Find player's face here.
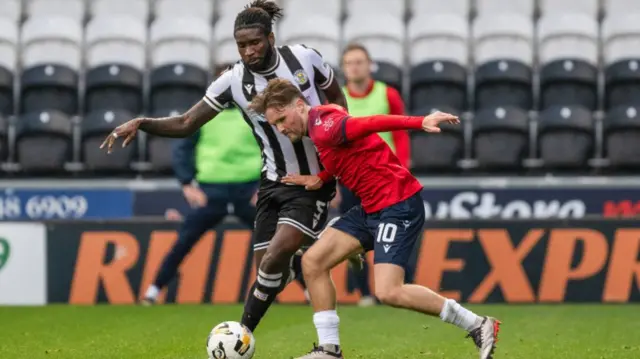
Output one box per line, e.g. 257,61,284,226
342,49,371,83
265,101,306,142
235,28,275,72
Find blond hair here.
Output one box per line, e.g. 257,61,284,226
248,78,304,114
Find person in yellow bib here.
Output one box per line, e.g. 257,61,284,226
336,43,412,307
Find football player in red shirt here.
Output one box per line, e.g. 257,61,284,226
249,78,501,359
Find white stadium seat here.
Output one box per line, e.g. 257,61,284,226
347,0,405,19
476,0,535,17
21,16,83,70
602,13,640,65
0,18,18,72
408,13,469,66
0,0,21,23
85,15,147,70
90,0,149,20
538,14,600,65
604,0,640,17
473,14,534,66
343,13,405,67
217,0,251,16
284,0,341,19
410,0,470,17
27,0,85,22
540,0,600,18
279,15,340,67
154,0,214,23
150,16,212,70
213,15,240,65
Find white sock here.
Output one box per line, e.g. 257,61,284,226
144,285,160,300
439,299,482,331
313,310,340,346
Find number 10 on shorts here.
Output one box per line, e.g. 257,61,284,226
376,223,397,243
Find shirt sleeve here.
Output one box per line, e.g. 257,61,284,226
386,86,411,168
344,115,424,142
202,69,234,112
312,106,350,147
301,45,335,90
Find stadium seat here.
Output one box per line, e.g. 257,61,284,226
90,0,149,20
81,109,136,172
602,13,640,66
409,61,467,112
279,15,340,68
26,0,85,22
410,0,470,17
537,106,595,169
410,106,464,173
0,115,6,161
344,14,404,89
213,15,240,65
605,0,640,17
150,16,211,70
538,14,599,66
150,64,209,113
472,106,529,170
604,106,640,168
20,64,78,115
85,64,143,114
539,0,600,18
15,110,72,172
1,0,21,23
85,15,147,71
539,59,598,111
21,16,83,71
475,0,534,17
347,0,405,19
472,14,534,67
475,60,533,110
605,60,640,109
0,66,12,116
408,14,469,67
285,0,341,19
147,108,184,173
154,0,214,23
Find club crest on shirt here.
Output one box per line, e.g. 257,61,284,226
294,70,308,85
323,119,334,131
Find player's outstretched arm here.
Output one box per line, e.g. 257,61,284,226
100,100,219,153
344,111,459,142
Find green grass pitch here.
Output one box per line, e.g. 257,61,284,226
1,304,639,358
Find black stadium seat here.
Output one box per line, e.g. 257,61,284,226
371,61,403,93
472,106,529,170
474,60,533,110
538,105,594,169
604,106,640,169
15,110,72,172
0,66,13,116
605,59,640,110
410,106,464,173
20,64,78,115
146,108,183,173
0,115,7,161
539,59,598,111
150,63,209,113
81,109,136,172
85,64,143,114
410,61,467,113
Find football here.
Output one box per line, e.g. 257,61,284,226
206,321,256,359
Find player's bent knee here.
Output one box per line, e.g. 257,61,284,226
375,286,404,308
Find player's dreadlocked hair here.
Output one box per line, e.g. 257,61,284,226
234,0,284,35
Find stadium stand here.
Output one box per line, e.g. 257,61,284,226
1,0,639,176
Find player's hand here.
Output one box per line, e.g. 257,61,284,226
281,174,323,190
100,118,143,153
422,111,460,133
183,184,207,208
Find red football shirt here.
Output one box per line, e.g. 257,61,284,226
308,104,424,213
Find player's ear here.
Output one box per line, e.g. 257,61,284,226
267,32,275,46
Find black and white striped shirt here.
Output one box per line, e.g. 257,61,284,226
202,44,335,182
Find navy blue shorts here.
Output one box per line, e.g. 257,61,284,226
330,192,425,269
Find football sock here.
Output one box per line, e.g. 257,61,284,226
313,310,341,346
144,285,160,301
439,298,482,331
241,270,283,332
